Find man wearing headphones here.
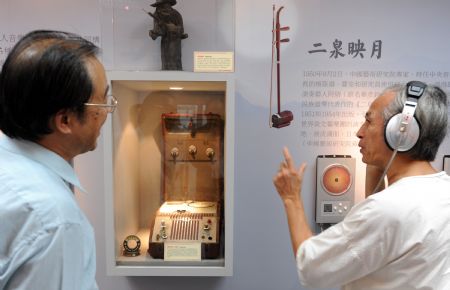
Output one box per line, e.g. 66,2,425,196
273,81,450,289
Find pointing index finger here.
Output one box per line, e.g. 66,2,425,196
283,147,294,170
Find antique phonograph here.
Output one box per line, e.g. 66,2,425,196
148,112,224,259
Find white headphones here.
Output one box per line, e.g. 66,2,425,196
384,81,426,152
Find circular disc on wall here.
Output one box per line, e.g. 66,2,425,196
321,164,352,196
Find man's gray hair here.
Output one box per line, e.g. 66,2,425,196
382,83,448,161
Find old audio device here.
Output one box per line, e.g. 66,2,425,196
316,155,355,224
149,201,220,259
148,113,223,259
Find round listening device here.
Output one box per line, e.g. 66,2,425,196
321,164,352,196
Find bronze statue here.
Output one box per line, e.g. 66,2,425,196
146,0,188,70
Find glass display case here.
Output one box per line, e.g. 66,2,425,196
103,71,234,276
100,0,235,71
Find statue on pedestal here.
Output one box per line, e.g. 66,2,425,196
147,0,188,70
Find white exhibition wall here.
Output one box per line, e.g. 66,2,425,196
2,0,450,289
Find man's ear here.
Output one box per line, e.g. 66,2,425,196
53,110,74,134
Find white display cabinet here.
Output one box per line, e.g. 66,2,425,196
103,71,234,276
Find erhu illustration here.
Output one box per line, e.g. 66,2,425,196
269,5,293,128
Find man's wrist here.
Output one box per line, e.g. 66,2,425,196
283,197,303,210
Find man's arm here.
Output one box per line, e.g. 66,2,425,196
273,147,312,255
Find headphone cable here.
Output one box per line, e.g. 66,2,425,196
372,148,398,194
371,133,405,194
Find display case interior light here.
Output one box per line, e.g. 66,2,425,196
169,86,184,90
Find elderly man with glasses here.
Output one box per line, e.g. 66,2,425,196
0,30,116,290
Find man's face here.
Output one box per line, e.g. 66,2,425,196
356,91,395,168
74,57,109,154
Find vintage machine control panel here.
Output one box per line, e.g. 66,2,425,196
315,155,355,225
148,113,223,259
149,201,220,258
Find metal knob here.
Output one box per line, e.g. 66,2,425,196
188,145,197,155
170,147,179,158
205,147,215,159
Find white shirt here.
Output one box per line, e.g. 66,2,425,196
297,172,450,290
0,135,98,290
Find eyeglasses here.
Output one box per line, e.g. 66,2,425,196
84,95,118,113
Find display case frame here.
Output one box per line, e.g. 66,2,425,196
103,71,234,276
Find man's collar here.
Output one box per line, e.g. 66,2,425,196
0,134,86,193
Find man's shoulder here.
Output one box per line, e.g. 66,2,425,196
373,172,450,201
0,144,49,179
360,173,450,224
0,162,84,230
0,181,83,228
343,191,411,231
